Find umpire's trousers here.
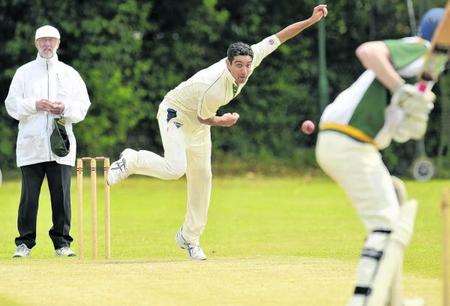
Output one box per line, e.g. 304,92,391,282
15,161,73,249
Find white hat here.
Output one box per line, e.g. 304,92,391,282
35,25,60,40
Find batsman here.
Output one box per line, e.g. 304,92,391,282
316,7,448,306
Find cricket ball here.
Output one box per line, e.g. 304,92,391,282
300,120,315,135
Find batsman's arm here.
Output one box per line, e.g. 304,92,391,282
276,4,328,43
355,41,405,92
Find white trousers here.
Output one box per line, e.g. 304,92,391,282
316,131,400,231
127,101,212,246
316,131,402,306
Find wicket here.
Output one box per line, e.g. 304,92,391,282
76,157,111,260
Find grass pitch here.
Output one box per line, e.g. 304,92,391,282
0,176,447,305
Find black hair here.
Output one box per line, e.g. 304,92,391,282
227,42,253,63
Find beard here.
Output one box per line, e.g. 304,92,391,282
39,48,56,59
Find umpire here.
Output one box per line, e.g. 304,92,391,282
4,25,90,257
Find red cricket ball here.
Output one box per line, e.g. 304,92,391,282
300,120,315,135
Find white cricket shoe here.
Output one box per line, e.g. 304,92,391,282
175,228,207,261
55,246,76,257
12,243,31,258
107,149,133,186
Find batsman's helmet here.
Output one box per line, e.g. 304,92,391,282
418,8,445,41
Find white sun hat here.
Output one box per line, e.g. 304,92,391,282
35,25,60,40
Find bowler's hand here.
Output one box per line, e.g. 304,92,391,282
50,101,65,115
219,112,240,127
36,99,54,112
309,4,328,23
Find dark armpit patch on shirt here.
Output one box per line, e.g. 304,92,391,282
167,108,177,122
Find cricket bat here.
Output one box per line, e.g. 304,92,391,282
418,2,450,92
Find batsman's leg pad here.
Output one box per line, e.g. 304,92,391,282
349,200,418,306
349,229,392,306
389,258,404,306
391,176,407,206
393,199,417,244
389,176,409,306
367,200,418,306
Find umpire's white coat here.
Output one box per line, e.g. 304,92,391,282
5,54,90,167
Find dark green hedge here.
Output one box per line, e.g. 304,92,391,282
0,0,448,176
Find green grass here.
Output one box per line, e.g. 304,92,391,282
0,176,447,305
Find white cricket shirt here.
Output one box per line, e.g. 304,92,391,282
164,35,281,119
